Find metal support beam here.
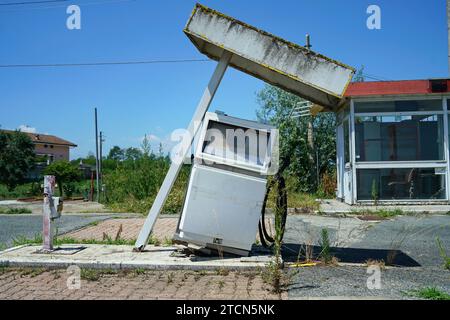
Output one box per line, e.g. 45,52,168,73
134,51,232,251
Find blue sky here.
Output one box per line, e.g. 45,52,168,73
0,0,447,159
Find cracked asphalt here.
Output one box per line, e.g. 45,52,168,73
283,213,450,299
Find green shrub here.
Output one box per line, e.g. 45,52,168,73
1,207,32,214
63,183,75,198
319,228,333,264
406,287,450,300
103,156,189,214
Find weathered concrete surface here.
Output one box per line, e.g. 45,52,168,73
0,244,273,271
185,4,354,110
319,199,450,215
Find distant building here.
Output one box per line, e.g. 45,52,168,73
0,130,77,163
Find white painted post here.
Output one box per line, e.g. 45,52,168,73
443,98,449,202
350,100,357,204
43,175,56,251
134,52,232,251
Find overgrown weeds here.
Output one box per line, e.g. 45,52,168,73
80,268,117,281
12,234,136,247
365,259,386,270
436,237,450,270
318,228,337,265
0,207,32,214
18,268,46,278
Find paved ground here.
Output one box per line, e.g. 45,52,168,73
283,213,450,299
354,215,450,267
288,265,450,300
0,268,284,300
0,214,121,247
1,212,449,300
65,216,176,243
282,214,450,267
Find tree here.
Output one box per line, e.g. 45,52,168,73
353,65,365,82
141,135,152,157
0,131,35,190
108,146,124,161
124,147,143,161
44,160,80,197
256,85,336,193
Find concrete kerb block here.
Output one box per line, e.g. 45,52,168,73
0,244,273,271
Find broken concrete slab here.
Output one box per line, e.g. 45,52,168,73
0,244,273,271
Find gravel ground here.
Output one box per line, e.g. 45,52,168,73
288,265,450,299
0,214,117,247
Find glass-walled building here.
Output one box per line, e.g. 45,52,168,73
336,79,450,204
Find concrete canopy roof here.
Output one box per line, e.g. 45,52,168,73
184,3,355,111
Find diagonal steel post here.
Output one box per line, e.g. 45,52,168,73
134,51,232,251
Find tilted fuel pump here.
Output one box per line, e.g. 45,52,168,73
173,112,279,256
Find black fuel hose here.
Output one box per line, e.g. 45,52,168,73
259,172,288,249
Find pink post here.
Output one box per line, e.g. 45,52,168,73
43,175,56,251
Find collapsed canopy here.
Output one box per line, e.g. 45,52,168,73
184,4,355,111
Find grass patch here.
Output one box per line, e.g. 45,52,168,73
162,237,173,247
80,268,117,281
0,207,32,214
287,192,319,213
405,287,450,300
12,234,136,247
351,208,404,218
19,268,46,278
167,272,174,284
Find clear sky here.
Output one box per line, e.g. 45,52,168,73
0,0,447,159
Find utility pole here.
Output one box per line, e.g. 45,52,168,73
94,108,100,203
99,131,104,197
305,34,316,186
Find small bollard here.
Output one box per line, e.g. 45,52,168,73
42,175,63,252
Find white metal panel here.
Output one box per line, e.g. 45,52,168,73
184,4,355,110
195,112,277,174
178,164,266,252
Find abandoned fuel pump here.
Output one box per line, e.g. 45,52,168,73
42,175,63,252
133,4,354,253
173,112,278,256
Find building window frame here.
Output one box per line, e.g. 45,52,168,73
350,95,450,203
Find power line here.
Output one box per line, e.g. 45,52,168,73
0,0,68,6
362,72,391,81
0,57,391,81
0,0,136,12
0,58,211,68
